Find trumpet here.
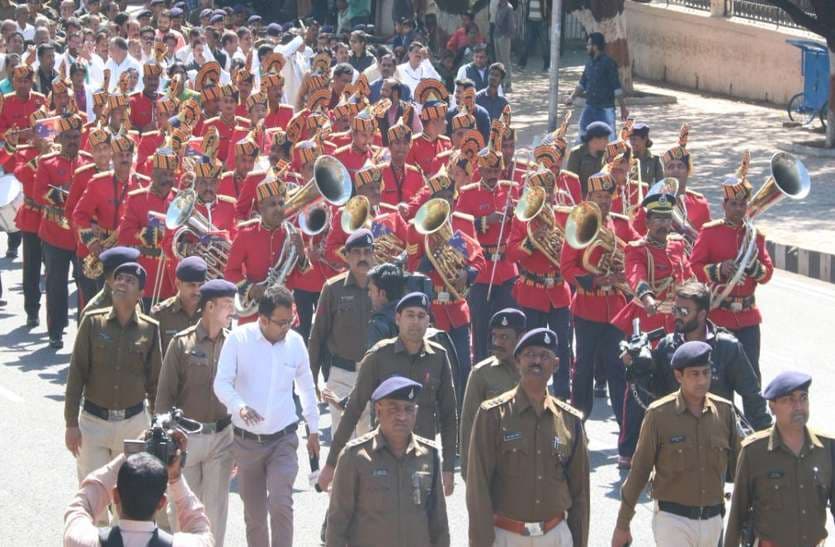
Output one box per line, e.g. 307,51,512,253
340,195,405,264
514,185,564,267
711,152,810,310
166,189,231,280
415,198,469,300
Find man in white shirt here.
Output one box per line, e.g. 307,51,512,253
103,37,142,93
214,285,320,547
396,41,441,96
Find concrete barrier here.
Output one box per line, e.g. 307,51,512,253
626,2,821,106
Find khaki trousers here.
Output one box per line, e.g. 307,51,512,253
326,366,371,438
169,427,234,546
493,521,573,546
233,431,299,547
494,35,513,90
652,508,722,547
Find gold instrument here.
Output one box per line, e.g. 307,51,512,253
340,195,405,264
235,221,301,318
514,185,564,267
81,230,120,279
711,152,810,309
646,177,699,250
283,155,352,222
415,198,470,301
166,188,231,279
565,201,633,297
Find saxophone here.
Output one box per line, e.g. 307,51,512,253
234,222,300,318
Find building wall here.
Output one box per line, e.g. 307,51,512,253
626,2,821,106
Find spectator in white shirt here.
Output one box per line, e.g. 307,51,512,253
397,41,441,96
103,37,142,93
14,5,35,42
214,286,320,547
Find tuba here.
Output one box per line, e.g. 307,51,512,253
340,195,405,264
283,155,352,222
565,201,633,297
415,198,470,300
514,185,564,267
235,221,301,318
298,203,331,236
711,152,810,309
646,177,699,251
166,189,232,279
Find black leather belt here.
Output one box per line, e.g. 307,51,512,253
196,415,232,434
658,501,724,520
234,422,298,444
520,269,563,288
83,400,145,421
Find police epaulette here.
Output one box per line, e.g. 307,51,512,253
701,219,725,229
452,211,474,222
553,398,584,420
740,429,770,447
610,212,630,221
345,430,377,448
648,392,679,409
85,307,111,316
459,182,480,192
150,295,177,315
236,217,261,229
413,434,438,449
217,194,237,204
76,163,101,176
706,392,733,407
481,390,514,410
127,186,150,197
137,312,159,326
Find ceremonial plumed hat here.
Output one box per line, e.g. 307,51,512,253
387,117,412,143
396,291,430,313
111,131,135,152
414,78,448,104
671,341,712,370
58,113,83,132
88,127,111,148
100,247,140,274
427,168,453,194
235,137,259,158
13,64,33,79
143,62,163,77
351,107,377,132
490,308,526,331
762,371,812,400
255,179,286,202
419,99,447,122
460,130,484,159
353,162,383,190
527,164,556,193
246,91,267,111
292,138,321,166
107,94,129,109
113,262,147,288
151,146,179,171
371,376,422,402
345,228,374,250
192,155,223,178
722,150,753,201
586,171,616,194
176,256,208,282
447,150,473,176
451,107,475,131
514,327,558,357
662,123,690,168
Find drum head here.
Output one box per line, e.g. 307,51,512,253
0,174,22,207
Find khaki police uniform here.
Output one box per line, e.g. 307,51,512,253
617,390,740,547
459,355,519,480
466,386,590,547
325,429,450,547
150,294,201,355
64,307,162,483
725,426,835,547
79,285,112,319
308,270,373,436
565,142,604,193
156,320,233,547
325,337,459,474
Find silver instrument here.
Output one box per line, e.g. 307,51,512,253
166,189,232,279
235,221,300,318
0,173,23,232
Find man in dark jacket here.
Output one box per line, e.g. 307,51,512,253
366,263,406,349
618,281,771,467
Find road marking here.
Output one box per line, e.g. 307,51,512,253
0,385,23,403
770,276,835,301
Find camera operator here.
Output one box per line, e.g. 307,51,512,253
366,263,406,348
63,430,213,546
619,281,771,464
155,279,237,547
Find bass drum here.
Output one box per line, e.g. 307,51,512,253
0,173,23,232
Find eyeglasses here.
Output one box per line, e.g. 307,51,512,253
672,306,690,317
267,317,292,329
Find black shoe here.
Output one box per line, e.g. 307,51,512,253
49,337,63,349
26,316,39,328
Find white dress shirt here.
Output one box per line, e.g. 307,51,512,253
103,55,143,93
214,322,319,435
396,59,442,96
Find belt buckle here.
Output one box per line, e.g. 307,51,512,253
524,522,544,537
109,409,126,421
438,291,450,303
491,252,501,261
544,278,554,288
730,302,743,312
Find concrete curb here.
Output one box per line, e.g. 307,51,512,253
572,93,679,107
776,141,835,158
766,240,835,284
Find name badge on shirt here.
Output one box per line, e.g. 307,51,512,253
553,436,561,449
97,331,112,342
372,468,388,477
165,329,179,335
669,435,686,444
768,470,784,479
189,349,207,358
340,295,355,303
503,432,522,442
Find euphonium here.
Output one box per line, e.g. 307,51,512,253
711,152,810,309
340,195,405,264
514,185,563,267
415,198,469,300
235,221,300,318
166,189,231,279
81,230,120,279
283,155,352,222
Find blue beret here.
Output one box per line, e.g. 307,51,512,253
100,246,140,274
212,9,226,16
169,7,183,17
149,0,164,5
176,256,208,282
632,122,650,137
113,262,147,289
200,8,213,17
266,23,282,36
671,341,712,370
396,291,430,313
232,3,246,12
199,279,237,300
248,15,262,23
174,2,186,8
583,121,612,141
489,308,526,331
137,9,152,18
210,14,224,23
344,228,373,250
371,376,423,402
514,327,558,357
762,371,811,400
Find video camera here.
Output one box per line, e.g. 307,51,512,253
619,318,666,383
123,407,202,465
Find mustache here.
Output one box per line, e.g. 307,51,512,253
357,261,370,267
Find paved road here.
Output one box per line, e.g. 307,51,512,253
1,246,833,545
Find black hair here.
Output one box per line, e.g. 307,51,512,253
332,62,353,78
407,41,424,52
368,263,406,303
113,12,129,26
257,43,274,61
588,32,606,49
36,42,55,59
116,453,167,521
488,62,506,78
69,61,87,78
676,281,711,312
257,285,295,317
472,43,488,55
111,36,128,51
455,77,475,90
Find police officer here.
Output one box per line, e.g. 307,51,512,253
308,228,374,437
318,292,458,499
64,262,163,484
612,341,740,547
151,256,207,354
156,278,237,547
725,371,835,547
564,121,609,192
325,376,450,547
459,308,526,480
79,246,140,318
628,122,664,184
367,262,406,348
467,327,589,546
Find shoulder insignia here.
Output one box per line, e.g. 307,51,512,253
220,170,234,179
31,91,46,100
481,390,514,410
75,163,99,176
204,115,220,124
413,434,438,449
648,392,678,410
85,307,111,316
378,202,398,213
235,217,261,229
610,212,630,221
497,180,515,188
325,270,351,287
137,312,160,326
560,169,580,181
345,430,376,448
248,170,267,178
707,392,733,407
626,238,646,248
129,90,142,97
217,194,237,204
471,356,497,371
425,339,448,353
553,397,584,420
172,324,198,339
741,429,771,448
127,186,151,197
452,211,474,222
134,173,151,182
460,182,480,192
666,233,685,242
437,134,450,142
702,219,725,229
2,91,13,99
235,116,251,125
